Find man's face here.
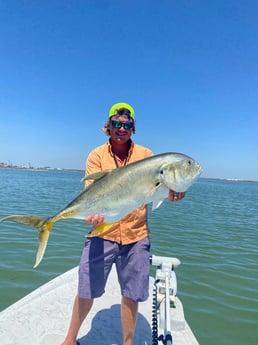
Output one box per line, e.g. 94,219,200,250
109,114,134,145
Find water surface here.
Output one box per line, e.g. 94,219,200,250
0,170,257,344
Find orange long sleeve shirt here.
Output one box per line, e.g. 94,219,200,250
85,140,153,244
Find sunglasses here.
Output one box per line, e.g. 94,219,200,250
110,120,134,129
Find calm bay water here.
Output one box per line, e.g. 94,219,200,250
0,169,257,345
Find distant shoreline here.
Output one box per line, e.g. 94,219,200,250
0,165,257,183
0,166,83,173
200,177,258,183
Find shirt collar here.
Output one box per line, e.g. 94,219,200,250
107,139,134,160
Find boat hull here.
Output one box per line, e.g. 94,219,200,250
0,266,199,345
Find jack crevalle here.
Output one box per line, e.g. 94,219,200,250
0,152,202,268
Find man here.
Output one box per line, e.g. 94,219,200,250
61,102,185,345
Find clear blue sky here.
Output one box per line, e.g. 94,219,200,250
0,0,257,180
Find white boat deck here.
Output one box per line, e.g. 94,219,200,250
0,265,199,345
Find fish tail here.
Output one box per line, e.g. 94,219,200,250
0,215,55,268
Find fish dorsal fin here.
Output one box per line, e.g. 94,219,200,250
80,170,112,183
86,222,116,237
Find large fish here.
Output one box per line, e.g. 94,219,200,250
0,152,202,268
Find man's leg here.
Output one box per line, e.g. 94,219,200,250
61,295,93,345
121,296,138,345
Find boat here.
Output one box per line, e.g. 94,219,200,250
0,255,199,345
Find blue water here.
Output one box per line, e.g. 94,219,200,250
0,169,257,345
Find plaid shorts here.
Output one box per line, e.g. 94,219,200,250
78,236,150,302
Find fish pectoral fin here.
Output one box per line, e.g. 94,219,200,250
152,199,164,210
143,184,164,210
148,183,163,199
87,222,116,237
150,182,168,210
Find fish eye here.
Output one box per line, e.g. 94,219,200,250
188,160,192,165
160,170,163,174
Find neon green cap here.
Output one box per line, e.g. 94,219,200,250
109,102,135,119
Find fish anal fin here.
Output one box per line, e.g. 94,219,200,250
87,222,116,237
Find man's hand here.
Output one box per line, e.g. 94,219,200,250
167,190,186,202
85,214,104,228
